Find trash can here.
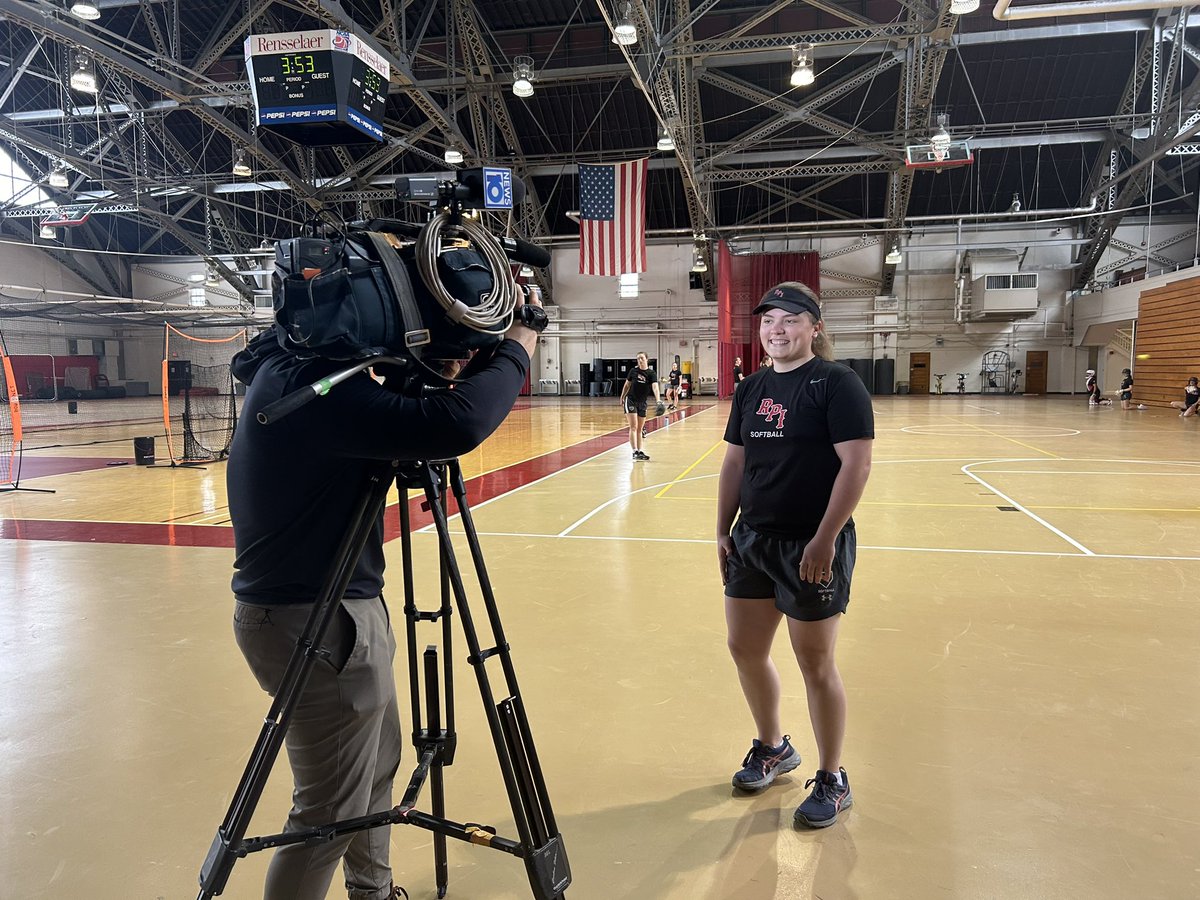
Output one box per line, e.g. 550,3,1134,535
897,382,910,395
133,436,155,466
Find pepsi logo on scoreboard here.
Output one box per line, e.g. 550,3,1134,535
483,167,513,209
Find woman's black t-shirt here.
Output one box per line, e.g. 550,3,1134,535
724,358,874,537
626,366,657,401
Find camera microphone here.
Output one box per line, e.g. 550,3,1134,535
499,236,551,269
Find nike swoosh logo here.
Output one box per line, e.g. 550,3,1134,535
809,378,825,384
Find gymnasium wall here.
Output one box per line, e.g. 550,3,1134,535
1131,273,1200,407
3,216,1198,399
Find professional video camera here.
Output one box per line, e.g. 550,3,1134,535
270,167,550,381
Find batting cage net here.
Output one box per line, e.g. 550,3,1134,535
161,324,247,465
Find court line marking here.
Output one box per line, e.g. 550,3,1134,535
654,440,724,499
947,416,1065,458
962,460,1093,555
979,470,1200,476
414,409,721,532
556,474,716,536
449,530,1200,562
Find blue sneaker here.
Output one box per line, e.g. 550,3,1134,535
732,736,801,791
793,768,853,827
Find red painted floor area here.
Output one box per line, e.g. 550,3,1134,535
10,456,134,478
1,406,711,546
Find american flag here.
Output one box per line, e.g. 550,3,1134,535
579,158,648,276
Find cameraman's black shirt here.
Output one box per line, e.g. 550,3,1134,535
626,366,657,402
724,358,874,537
228,335,530,605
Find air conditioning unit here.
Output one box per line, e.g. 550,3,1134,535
969,272,1039,320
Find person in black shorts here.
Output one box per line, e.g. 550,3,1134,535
732,357,744,389
1170,376,1200,417
716,281,873,829
619,352,662,460
665,362,681,410
1117,368,1134,410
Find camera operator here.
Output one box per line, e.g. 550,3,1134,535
225,286,543,900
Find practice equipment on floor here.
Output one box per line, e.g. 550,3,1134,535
162,324,247,465
0,329,24,490
0,328,52,495
199,367,569,900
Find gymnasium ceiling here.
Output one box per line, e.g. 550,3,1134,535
2,0,1200,304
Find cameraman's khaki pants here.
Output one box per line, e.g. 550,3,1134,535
234,597,402,900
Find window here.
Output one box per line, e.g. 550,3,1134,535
0,146,51,209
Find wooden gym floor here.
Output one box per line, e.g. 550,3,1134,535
1,394,1198,899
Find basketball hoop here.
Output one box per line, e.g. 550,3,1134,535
931,144,949,163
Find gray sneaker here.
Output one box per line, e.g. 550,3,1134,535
732,736,800,791
793,768,853,827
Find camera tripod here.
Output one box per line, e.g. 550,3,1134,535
956,373,967,394
198,457,570,900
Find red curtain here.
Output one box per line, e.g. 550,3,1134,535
717,242,820,397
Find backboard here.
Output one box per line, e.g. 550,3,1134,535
904,140,973,170
40,203,97,227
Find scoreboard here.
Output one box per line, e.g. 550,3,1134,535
245,30,389,144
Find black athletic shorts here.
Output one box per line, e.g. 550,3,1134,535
723,519,856,621
623,397,648,417
1120,391,1132,401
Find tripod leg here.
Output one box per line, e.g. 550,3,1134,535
399,478,456,899
422,461,571,900
424,646,449,899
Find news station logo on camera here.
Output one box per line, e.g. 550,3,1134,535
483,168,514,210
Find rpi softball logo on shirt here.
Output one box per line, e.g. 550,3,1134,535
754,398,787,430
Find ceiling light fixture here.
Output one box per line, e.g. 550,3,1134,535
205,263,221,287
612,3,638,46
885,244,902,266
690,246,707,273
656,127,675,152
949,0,980,14
70,52,97,94
790,43,815,87
69,1,101,20
444,145,464,165
512,55,535,98
232,148,252,177
47,167,70,189
39,224,58,240
930,113,952,152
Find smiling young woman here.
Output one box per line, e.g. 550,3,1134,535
716,280,874,829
